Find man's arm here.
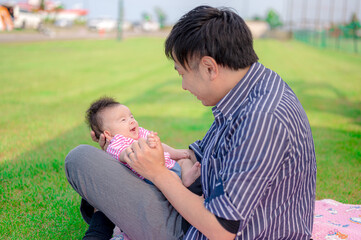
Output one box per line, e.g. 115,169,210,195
153,168,236,240
123,138,236,240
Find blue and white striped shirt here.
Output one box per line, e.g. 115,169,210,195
186,62,317,239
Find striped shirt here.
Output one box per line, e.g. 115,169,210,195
106,127,175,180
186,62,317,239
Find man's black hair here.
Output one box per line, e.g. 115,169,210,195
165,5,258,70
85,97,120,139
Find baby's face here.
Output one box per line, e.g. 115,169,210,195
101,105,139,139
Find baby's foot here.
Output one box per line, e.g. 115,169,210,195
182,162,201,187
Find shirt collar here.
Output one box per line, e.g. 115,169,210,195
213,62,265,119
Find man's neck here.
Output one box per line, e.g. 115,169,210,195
215,65,251,102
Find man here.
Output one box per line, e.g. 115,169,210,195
65,5,316,240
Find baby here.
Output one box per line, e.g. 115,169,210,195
86,97,201,187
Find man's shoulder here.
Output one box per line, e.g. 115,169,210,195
243,69,286,115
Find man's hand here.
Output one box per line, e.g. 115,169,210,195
123,134,167,182
90,131,109,151
146,131,158,148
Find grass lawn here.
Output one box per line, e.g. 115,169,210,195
0,37,360,239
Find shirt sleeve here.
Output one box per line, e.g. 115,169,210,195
216,216,240,234
189,140,203,163
205,112,290,229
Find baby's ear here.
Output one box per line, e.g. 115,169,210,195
103,130,112,140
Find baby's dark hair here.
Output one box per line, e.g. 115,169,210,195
86,97,120,139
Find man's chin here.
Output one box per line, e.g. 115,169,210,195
201,99,216,107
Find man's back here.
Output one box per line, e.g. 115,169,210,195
189,62,316,239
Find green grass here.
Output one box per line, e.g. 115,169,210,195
0,38,360,239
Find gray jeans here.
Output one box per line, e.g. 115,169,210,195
65,145,184,240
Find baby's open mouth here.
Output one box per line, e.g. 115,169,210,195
130,127,136,132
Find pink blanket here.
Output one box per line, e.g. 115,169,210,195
111,199,361,240
312,199,361,240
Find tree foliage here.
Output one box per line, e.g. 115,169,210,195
265,9,283,30
154,7,166,28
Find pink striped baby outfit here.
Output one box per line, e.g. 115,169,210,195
106,127,176,180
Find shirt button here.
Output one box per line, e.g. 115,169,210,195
228,116,232,121
237,232,241,236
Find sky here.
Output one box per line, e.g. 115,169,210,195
60,0,361,25
2,0,360,26
1,0,286,23
80,0,285,23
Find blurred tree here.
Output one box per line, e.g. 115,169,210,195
329,23,342,38
40,0,45,10
54,5,64,11
345,13,361,37
333,13,361,38
265,9,283,29
142,12,151,22
252,15,262,21
154,7,166,28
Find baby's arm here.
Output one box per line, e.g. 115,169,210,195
161,143,191,161
146,132,189,160
146,132,192,161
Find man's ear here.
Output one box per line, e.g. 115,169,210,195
200,56,218,80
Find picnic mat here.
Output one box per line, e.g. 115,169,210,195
312,199,361,240
110,199,361,240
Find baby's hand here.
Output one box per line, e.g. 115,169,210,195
171,149,190,160
146,131,158,148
